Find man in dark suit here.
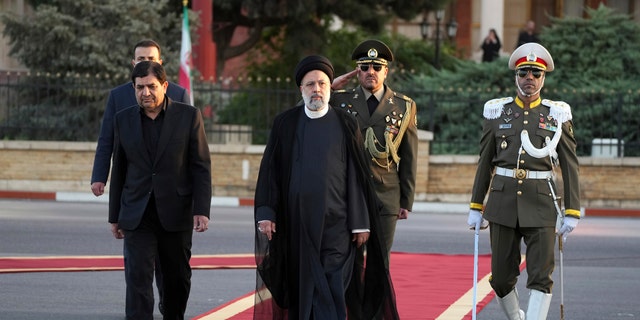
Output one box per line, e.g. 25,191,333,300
91,39,189,314
109,61,211,320
91,39,189,196
332,39,418,267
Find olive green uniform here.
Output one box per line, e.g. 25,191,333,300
469,96,580,296
332,85,418,264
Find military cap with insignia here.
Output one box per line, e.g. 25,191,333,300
508,42,554,71
351,39,394,66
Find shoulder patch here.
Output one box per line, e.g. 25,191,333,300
483,97,513,119
542,99,572,124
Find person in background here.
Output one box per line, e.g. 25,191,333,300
253,55,398,319
90,39,189,315
467,43,581,320
481,28,502,62
331,39,418,267
109,61,211,320
516,20,541,48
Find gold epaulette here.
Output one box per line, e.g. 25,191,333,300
542,99,572,124
483,97,513,119
393,92,413,103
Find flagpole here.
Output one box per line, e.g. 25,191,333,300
180,0,194,105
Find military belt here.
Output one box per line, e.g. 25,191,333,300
495,167,552,180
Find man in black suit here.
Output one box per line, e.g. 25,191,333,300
109,61,211,320
91,39,189,196
91,39,189,314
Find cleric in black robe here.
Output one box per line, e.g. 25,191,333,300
253,55,398,319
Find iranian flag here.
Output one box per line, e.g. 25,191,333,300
179,1,194,105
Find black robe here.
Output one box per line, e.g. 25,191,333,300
254,105,398,319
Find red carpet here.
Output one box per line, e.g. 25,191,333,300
0,254,255,273
1,252,522,319
194,252,497,320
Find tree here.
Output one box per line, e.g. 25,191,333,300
212,0,450,76
541,4,640,89
1,0,186,79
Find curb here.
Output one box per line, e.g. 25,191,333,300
0,190,638,218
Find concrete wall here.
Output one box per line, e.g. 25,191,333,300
1,136,639,209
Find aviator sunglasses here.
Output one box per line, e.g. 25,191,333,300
359,64,384,72
516,68,544,79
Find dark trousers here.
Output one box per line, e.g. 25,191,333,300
123,198,193,320
488,222,556,297
378,213,398,268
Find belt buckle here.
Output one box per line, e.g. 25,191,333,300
515,169,527,179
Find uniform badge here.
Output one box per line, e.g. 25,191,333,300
388,98,394,104
505,108,513,115
499,124,512,129
501,140,508,149
353,93,359,99
504,117,512,123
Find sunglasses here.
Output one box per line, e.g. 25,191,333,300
516,68,544,79
359,64,383,72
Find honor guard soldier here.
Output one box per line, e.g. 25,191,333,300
467,43,581,320
331,39,418,267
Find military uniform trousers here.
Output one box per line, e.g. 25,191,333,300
488,222,556,297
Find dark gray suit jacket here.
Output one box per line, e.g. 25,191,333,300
108,98,211,232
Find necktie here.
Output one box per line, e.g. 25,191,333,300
367,95,378,115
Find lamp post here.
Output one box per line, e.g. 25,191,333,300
434,10,444,69
419,10,459,70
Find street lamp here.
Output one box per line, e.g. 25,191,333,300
434,9,444,69
419,10,459,70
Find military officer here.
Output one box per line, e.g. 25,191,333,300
331,39,418,267
467,43,581,320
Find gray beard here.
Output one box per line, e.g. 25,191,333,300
303,95,327,111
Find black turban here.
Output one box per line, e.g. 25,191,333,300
294,55,334,87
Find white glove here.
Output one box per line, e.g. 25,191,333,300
467,209,488,230
557,216,579,241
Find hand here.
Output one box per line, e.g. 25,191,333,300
331,69,358,91
193,215,209,232
557,216,579,241
257,220,276,241
467,209,488,230
91,182,105,196
110,223,124,239
352,232,370,248
398,208,410,220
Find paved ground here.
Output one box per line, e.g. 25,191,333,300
0,199,639,319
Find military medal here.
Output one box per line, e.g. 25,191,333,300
501,140,508,150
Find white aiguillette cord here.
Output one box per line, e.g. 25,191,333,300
520,128,561,166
